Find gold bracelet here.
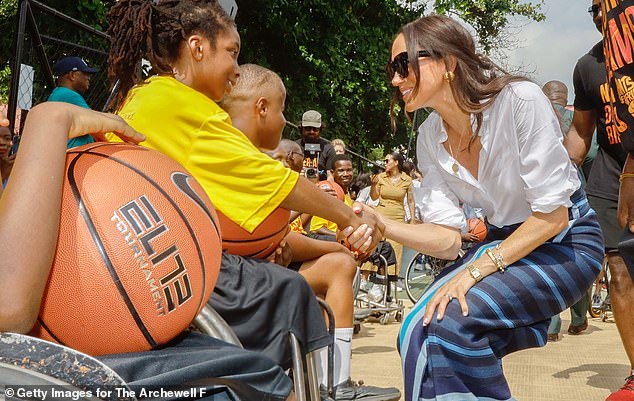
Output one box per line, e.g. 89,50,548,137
620,173,634,183
485,248,498,268
485,246,506,273
494,244,507,272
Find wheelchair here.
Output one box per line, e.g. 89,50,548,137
353,241,405,328
0,303,335,401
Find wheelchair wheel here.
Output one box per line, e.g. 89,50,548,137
0,333,133,400
404,251,463,304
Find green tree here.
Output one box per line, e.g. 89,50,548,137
237,0,544,159
433,0,545,53
237,0,422,157
0,0,544,153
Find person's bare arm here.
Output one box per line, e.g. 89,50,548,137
564,109,596,166
0,102,143,333
423,206,569,325
369,174,380,201
406,185,416,224
619,154,634,232
281,176,384,252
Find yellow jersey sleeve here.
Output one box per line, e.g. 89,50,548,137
108,76,298,233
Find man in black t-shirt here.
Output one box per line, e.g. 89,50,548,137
601,0,634,399
295,110,337,180
564,0,633,371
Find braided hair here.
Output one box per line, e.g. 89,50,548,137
107,0,235,109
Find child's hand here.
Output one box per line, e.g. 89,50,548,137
267,237,293,267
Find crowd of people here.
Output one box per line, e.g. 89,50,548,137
2,1,634,401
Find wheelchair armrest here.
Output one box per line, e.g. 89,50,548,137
191,305,243,347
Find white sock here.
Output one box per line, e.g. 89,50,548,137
315,346,328,386
334,327,354,386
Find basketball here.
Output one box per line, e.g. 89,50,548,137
217,208,290,259
468,218,487,243
318,180,345,201
30,143,222,356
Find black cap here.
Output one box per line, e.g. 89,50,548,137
53,56,99,76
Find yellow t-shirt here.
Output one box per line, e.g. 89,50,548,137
108,76,298,233
310,194,353,233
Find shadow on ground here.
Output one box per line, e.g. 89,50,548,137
352,345,397,355
553,363,630,391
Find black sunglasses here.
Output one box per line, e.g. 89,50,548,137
588,4,600,14
386,50,434,79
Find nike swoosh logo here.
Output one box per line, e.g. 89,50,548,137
171,172,214,219
171,172,221,237
335,338,351,343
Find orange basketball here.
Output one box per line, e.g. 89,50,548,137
217,208,290,259
30,143,222,356
468,218,487,243
318,180,345,201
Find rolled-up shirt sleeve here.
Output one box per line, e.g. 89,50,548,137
417,144,467,231
512,84,580,214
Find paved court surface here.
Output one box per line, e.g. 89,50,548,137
351,304,629,400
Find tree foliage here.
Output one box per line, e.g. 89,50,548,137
433,0,545,53
236,0,544,157
236,0,422,155
0,0,544,156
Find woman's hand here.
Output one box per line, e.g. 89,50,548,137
422,268,476,326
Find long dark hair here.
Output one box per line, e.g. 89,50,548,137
388,151,405,173
390,14,527,143
107,0,235,109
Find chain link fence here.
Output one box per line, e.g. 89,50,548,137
7,0,111,137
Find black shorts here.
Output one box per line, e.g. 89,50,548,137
99,331,292,401
209,253,329,370
587,195,620,251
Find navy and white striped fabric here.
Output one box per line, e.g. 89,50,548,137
399,191,604,401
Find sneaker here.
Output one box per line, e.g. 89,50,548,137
606,375,634,400
320,379,401,401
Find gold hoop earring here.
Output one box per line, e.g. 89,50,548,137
443,71,455,82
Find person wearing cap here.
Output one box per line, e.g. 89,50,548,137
295,109,337,180
47,56,99,149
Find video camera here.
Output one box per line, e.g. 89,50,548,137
302,143,324,180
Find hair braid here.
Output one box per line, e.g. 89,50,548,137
107,0,235,110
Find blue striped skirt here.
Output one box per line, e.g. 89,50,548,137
399,191,604,401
